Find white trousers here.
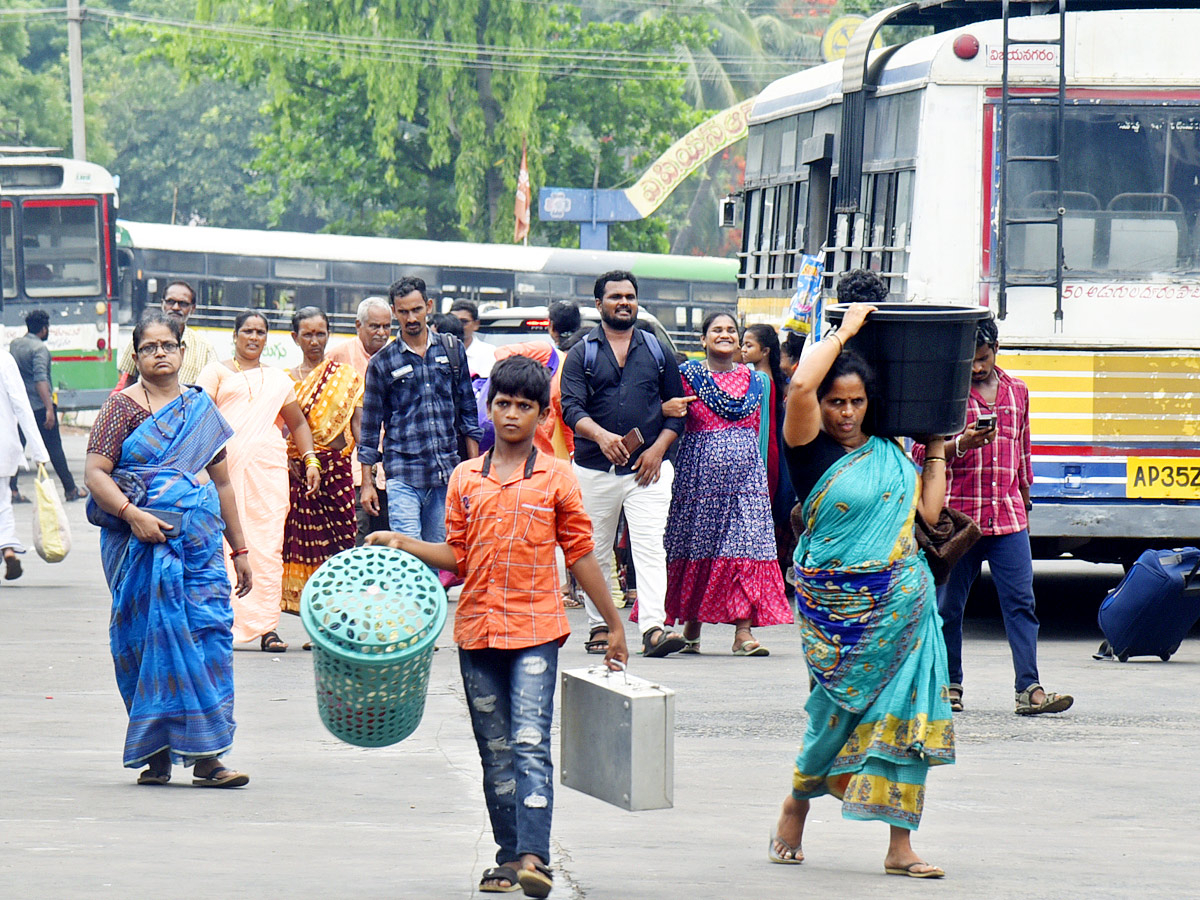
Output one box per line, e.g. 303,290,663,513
573,461,674,636
0,478,21,553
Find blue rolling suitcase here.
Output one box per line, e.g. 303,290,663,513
1096,547,1200,662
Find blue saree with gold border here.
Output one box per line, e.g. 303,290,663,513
98,387,237,768
792,436,955,829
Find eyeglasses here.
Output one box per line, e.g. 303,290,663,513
137,341,181,357
163,299,194,310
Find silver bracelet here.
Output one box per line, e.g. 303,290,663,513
953,435,967,458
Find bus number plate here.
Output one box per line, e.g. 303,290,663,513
1126,458,1200,500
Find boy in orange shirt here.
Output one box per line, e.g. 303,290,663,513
369,355,628,898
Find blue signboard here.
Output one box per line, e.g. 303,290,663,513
538,187,642,223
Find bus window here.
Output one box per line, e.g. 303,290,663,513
333,261,390,285
780,116,798,173
1002,104,1200,275
772,185,794,284
143,249,204,275
745,128,764,181
763,119,784,174
1,201,14,299
209,255,270,278
793,181,810,256
275,259,327,281
21,199,103,298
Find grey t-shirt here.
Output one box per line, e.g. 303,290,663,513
8,333,51,412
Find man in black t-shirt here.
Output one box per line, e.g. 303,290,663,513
559,271,688,658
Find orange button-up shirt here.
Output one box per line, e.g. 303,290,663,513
447,448,594,650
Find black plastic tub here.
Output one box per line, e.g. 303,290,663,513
824,302,990,438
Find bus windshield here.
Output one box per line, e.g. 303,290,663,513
1003,103,1200,276
21,199,103,298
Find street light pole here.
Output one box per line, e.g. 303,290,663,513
67,0,86,160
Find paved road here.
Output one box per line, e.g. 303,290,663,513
3,433,1197,898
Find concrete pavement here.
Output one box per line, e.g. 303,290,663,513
2,431,1198,898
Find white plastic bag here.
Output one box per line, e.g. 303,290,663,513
33,463,71,563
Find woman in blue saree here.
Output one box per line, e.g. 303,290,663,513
771,301,955,878
84,311,253,787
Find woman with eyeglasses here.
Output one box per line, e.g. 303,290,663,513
84,310,253,787
197,311,320,653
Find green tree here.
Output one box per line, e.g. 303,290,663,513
183,0,551,242
0,7,70,148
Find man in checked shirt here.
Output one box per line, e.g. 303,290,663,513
359,276,482,554
370,355,627,897
914,315,1073,717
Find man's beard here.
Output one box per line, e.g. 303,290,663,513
600,309,635,331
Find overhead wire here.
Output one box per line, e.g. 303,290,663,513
85,8,818,80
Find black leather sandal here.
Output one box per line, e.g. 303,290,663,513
260,631,288,652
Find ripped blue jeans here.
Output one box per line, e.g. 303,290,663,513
459,641,559,866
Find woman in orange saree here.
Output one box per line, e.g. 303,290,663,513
282,308,363,618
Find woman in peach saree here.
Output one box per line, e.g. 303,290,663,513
197,310,320,652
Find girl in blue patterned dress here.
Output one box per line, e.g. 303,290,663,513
769,301,955,878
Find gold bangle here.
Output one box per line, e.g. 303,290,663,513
923,456,946,463
827,332,844,353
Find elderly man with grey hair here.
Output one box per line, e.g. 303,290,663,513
328,295,393,542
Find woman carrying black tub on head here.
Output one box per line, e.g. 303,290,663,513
769,295,956,878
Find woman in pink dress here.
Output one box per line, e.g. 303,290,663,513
663,312,792,656
197,310,320,652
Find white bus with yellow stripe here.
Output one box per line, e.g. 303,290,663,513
736,2,1200,563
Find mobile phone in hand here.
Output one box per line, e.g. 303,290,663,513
620,427,645,455
975,414,997,432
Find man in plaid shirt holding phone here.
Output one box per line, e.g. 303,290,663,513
914,315,1073,716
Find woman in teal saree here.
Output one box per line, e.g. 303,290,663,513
771,300,954,878
85,311,253,787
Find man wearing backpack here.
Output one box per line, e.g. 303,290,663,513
560,270,689,658
359,276,482,549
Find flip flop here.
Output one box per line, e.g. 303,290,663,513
192,766,249,788
4,555,22,581
516,861,554,898
479,866,522,893
11,492,30,504
137,769,171,785
680,638,701,655
885,862,945,878
768,833,803,864
733,640,769,657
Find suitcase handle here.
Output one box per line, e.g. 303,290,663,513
1186,558,1200,593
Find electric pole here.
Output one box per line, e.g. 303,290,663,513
67,0,86,160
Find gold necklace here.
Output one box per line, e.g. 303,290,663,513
233,357,265,400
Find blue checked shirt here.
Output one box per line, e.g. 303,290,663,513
358,332,483,490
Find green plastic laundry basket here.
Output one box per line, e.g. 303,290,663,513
301,546,447,747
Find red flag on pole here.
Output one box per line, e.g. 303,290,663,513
514,141,531,244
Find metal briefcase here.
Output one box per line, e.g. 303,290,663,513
559,666,675,811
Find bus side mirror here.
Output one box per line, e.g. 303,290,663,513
719,195,738,228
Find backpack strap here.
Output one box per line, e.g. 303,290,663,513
438,331,464,433
582,327,666,401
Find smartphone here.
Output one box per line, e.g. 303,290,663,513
147,508,184,533
620,427,645,455
975,414,997,432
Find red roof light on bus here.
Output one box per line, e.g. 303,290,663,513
953,34,979,60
